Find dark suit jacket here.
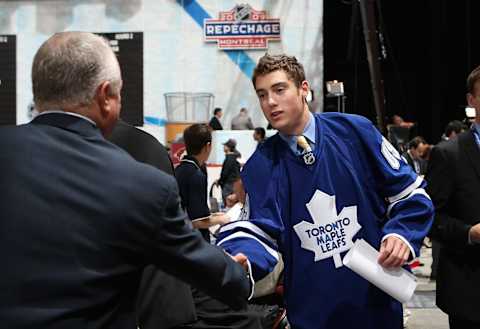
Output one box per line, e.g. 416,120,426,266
0,113,249,329
109,120,174,175
209,116,223,130
426,130,480,321
108,120,196,329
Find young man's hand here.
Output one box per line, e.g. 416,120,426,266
378,236,410,269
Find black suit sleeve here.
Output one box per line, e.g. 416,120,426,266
144,177,249,310
426,145,472,248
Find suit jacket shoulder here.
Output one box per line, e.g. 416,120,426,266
108,120,174,176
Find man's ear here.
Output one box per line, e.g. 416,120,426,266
202,142,212,154
96,81,113,117
301,80,310,99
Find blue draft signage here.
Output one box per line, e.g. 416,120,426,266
204,4,281,50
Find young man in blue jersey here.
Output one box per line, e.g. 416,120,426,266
216,54,434,329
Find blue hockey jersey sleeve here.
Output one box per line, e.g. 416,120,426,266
216,142,285,282
351,116,434,257
216,215,281,281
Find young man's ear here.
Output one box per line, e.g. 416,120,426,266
203,142,212,153
301,80,310,98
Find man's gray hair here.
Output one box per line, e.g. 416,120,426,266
32,31,122,110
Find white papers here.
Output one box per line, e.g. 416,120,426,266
208,203,243,234
342,239,417,303
225,202,243,222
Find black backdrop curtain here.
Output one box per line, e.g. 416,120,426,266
324,0,480,144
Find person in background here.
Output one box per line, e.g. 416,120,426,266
440,120,467,142
218,138,241,207
216,54,433,329
428,119,467,280
175,123,267,329
391,114,415,128
175,124,230,241
402,136,429,175
209,107,223,130
231,107,254,130
0,31,250,329
425,65,480,329
108,119,196,329
426,120,466,282
253,127,266,146
109,119,174,174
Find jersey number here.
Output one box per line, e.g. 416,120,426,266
381,137,402,170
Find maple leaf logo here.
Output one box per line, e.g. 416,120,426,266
293,190,362,268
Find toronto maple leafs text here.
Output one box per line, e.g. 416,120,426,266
303,218,350,252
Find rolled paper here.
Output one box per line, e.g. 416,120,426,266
342,238,417,303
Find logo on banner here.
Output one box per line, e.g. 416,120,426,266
293,190,362,268
204,4,281,50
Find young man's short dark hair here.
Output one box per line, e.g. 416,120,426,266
183,124,211,156
252,54,306,88
254,127,266,139
213,108,222,116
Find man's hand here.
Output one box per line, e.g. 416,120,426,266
230,253,249,271
378,236,410,269
469,223,480,243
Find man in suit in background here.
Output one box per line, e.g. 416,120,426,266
402,136,429,175
209,107,223,130
426,65,480,328
0,31,250,329
108,120,196,329
109,119,175,175
231,108,254,130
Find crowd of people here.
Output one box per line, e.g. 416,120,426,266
1,31,479,329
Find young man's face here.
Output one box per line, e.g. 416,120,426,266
254,70,309,135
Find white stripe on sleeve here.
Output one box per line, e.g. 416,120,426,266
387,176,424,203
386,188,431,217
219,220,278,248
217,231,280,262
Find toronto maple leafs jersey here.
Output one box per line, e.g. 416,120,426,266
217,113,433,329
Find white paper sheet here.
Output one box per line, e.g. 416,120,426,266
208,202,243,235
342,239,417,303
225,202,243,222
